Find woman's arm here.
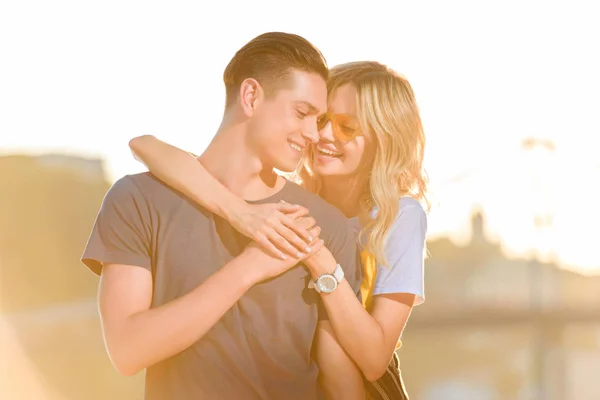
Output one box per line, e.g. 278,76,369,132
304,203,426,381
129,135,240,223
128,135,313,258
313,321,365,399
306,250,413,382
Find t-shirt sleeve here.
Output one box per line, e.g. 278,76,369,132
372,199,427,306
318,218,363,320
81,175,153,276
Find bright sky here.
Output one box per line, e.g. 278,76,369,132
1,0,599,273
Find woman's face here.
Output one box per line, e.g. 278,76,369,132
312,84,374,178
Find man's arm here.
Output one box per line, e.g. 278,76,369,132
312,321,365,400
84,176,323,376
98,257,255,376
99,246,322,377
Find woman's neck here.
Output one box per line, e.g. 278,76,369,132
320,175,369,218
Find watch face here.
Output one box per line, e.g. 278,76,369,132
317,275,338,293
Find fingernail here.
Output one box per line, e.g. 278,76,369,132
307,236,313,242
281,254,287,260
305,246,311,252
296,252,303,258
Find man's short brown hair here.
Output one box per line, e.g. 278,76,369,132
223,32,328,108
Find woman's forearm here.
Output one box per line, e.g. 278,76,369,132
129,135,245,220
313,321,365,400
321,282,389,381
307,258,391,382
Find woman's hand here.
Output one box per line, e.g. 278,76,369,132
230,201,318,260
242,224,323,283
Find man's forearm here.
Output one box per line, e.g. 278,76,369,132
109,257,257,376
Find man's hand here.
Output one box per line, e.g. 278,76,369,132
230,201,317,260
240,222,323,283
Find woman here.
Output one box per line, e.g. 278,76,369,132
130,61,428,399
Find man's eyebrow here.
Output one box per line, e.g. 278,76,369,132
295,101,320,114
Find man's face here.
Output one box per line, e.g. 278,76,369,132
247,70,327,172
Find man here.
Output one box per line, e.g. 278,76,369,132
82,32,363,399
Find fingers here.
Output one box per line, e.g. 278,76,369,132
297,228,323,260
276,201,308,215
307,226,321,246
269,228,324,279
256,233,288,260
293,216,316,231
273,224,313,254
251,202,321,261
280,214,314,241
280,204,309,219
263,211,315,257
266,229,309,259
278,225,322,262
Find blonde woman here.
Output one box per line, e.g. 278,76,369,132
130,61,428,399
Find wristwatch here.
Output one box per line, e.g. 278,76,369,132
308,264,345,294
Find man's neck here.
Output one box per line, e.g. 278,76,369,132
320,175,369,218
199,121,284,201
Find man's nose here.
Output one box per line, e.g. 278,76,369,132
301,122,320,144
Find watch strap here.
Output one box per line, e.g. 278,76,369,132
332,263,344,283
308,263,344,291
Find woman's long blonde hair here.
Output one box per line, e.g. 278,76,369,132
297,61,429,267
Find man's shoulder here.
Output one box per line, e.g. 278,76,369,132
283,181,347,224
112,172,159,191
281,182,353,253
107,172,151,189
107,172,188,210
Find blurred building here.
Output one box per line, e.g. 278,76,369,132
402,211,600,400
0,154,110,313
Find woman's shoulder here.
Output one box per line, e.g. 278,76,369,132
394,197,427,224
398,196,425,211
370,197,426,225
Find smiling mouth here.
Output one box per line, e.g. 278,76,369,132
316,145,343,158
289,141,303,153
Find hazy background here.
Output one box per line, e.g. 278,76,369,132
2,1,600,399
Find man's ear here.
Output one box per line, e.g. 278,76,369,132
239,78,262,117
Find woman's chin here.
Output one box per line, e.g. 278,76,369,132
313,163,342,177
313,153,341,170
313,162,363,181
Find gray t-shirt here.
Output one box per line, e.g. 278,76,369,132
348,197,426,305
81,173,362,400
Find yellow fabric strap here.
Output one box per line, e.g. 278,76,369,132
359,249,403,350
360,250,377,311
